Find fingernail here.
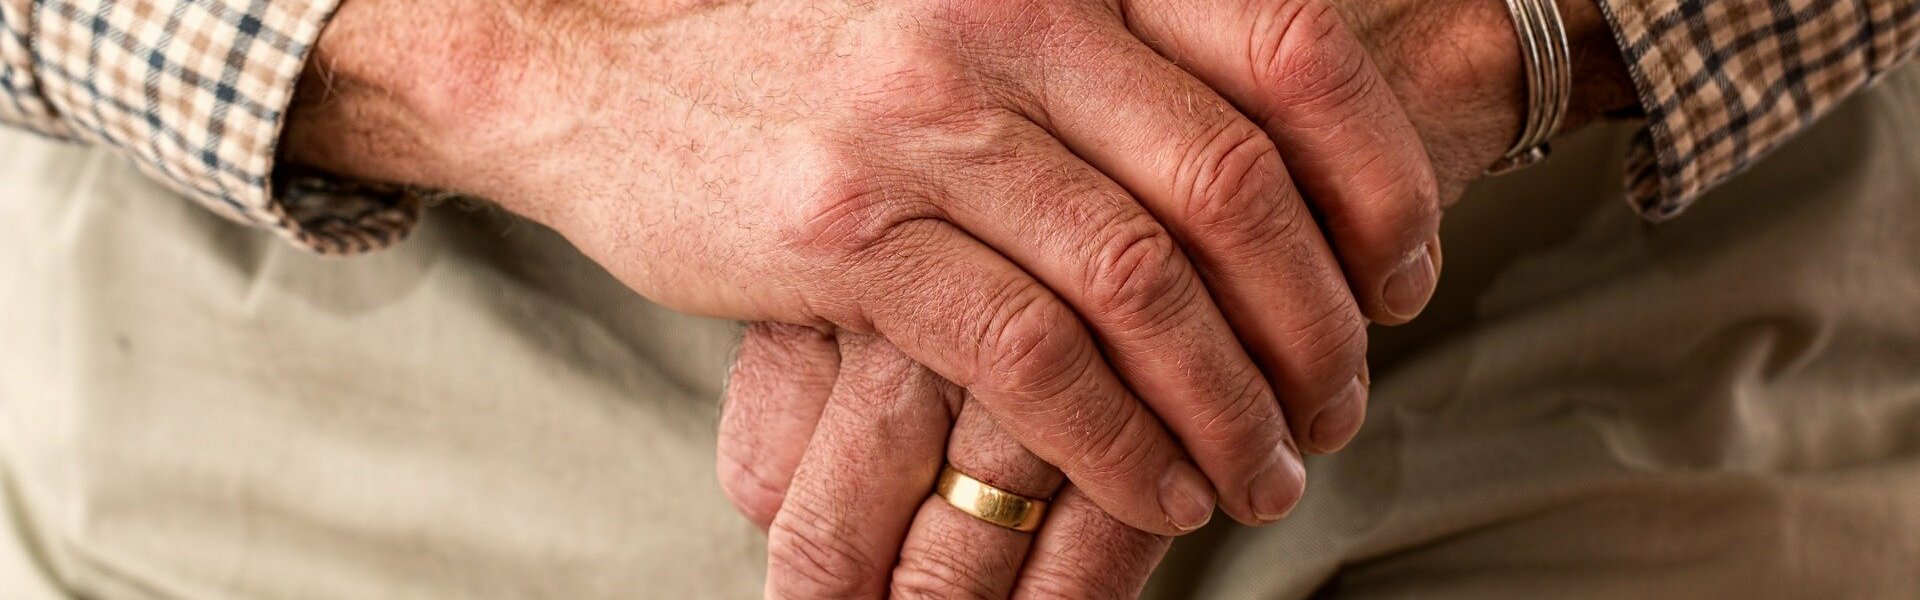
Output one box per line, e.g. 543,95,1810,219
1250,449,1307,522
1159,462,1216,532
1383,241,1439,322
1309,375,1368,453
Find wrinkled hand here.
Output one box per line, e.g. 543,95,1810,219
726,324,1173,598
718,0,1639,596
287,0,1451,534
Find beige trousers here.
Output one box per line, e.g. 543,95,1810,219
4,65,1918,599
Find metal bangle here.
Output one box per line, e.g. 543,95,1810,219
1488,0,1573,175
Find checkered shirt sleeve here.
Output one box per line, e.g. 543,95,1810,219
1598,0,1920,220
7,1,1918,249
0,0,419,253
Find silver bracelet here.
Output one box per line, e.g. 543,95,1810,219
1487,0,1573,175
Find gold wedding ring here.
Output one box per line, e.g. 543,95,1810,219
934,466,1050,533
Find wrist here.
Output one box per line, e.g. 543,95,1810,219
1337,0,1636,185
280,0,540,199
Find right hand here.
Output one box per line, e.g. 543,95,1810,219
284,0,1443,535
712,0,1643,595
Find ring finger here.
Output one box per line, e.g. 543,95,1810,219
890,399,1061,597
891,398,1175,599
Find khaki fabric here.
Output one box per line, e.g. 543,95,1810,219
1148,64,1920,599
0,137,758,597
3,64,1919,599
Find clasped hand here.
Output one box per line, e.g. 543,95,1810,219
706,0,1567,596
285,0,1595,595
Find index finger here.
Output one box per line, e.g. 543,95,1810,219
718,323,840,529
763,335,956,598
983,1,1362,496
1120,0,1445,322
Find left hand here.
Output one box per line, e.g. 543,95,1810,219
723,324,1172,597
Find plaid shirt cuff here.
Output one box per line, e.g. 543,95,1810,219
2,0,419,253
1598,0,1920,221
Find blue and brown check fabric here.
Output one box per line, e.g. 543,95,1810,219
0,0,417,253
1598,0,1919,220
3,0,1918,252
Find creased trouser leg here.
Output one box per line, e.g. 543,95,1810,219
0,133,763,598
3,64,1918,600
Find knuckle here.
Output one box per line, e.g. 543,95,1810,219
1417,173,1442,215
767,506,882,598
1017,565,1106,600
853,58,1004,135
1175,120,1296,249
1337,152,1443,251
1017,497,1170,598
1190,362,1283,446
1280,301,1368,390
728,326,835,399
913,110,1047,170
715,452,786,529
837,374,916,422
1083,215,1194,330
979,288,1087,398
1022,13,1125,70
890,541,1004,600
1252,0,1374,111
844,5,997,115
926,0,1103,59
749,322,837,356
910,0,1127,124
921,0,1031,33
1073,409,1161,484
1380,164,1443,232
1376,173,1444,262
789,169,938,260
1206,192,1317,285
835,345,935,418
1019,567,1142,600
1403,166,1444,226
1013,534,1149,599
